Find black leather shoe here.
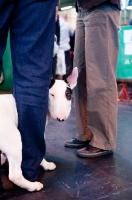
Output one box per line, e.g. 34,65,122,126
64,138,90,148
77,145,113,158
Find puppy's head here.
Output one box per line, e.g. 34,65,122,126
49,67,78,121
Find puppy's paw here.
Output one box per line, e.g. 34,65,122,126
40,159,56,171
44,162,56,171
27,182,43,192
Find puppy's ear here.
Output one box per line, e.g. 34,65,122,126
49,79,55,89
66,67,78,89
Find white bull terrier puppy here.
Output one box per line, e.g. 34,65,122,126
0,67,78,192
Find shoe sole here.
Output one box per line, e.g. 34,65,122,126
77,150,113,158
65,143,86,148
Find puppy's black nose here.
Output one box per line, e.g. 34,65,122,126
57,118,64,122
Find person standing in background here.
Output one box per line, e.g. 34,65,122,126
58,13,74,79
55,1,60,45
52,1,60,78
129,19,132,25
0,0,57,181
65,0,121,158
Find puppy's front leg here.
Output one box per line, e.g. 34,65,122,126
40,159,56,171
8,154,43,192
5,128,43,192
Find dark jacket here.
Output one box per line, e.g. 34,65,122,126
76,0,121,11
129,19,132,25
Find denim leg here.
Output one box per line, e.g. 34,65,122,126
10,0,57,181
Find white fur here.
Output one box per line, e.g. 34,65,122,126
0,67,78,192
49,80,71,121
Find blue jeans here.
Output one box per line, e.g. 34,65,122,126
0,0,57,181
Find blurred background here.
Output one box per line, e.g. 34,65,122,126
1,0,132,100
59,0,132,29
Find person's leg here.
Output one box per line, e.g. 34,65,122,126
10,0,57,180
52,55,57,79
65,10,92,148
64,50,71,78
77,4,120,157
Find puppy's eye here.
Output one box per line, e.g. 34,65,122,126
66,92,70,97
50,93,54,97
65,87,72,100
